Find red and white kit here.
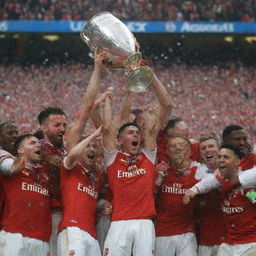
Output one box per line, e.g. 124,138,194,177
103,148,157,256
58,160,102,256
0,165,51,256
156,162,207,256
216,182,256,256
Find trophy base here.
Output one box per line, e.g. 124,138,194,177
126,66,153,93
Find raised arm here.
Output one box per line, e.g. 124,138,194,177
91,91,112,128
66,53,103,151
102,96,116,152
151,70,173,129
102,91,132,152
64,126,102,168
143,107,160,151
112,91,132,128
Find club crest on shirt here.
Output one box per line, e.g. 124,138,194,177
22,170,30,176
104,248,109,256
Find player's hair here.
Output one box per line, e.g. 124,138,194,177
33,129,44,140
166,135,191,146
0,121,16,134
37,107,66,124
131,108,143,116
13,134,34,156
220,144,245,159
117,122,140,138
199,135,219,145
222,125,243,140
164,117,182,132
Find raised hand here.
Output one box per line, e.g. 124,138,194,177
10,155,26,175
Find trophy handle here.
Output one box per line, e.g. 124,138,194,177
80,32,91,45
126,66,153,93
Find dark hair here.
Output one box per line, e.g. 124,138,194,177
37,107,66,124
222,125,243,140
0,121,16,134
165,117,182,131
13,134,34,156
220,144,245,159
117,122,140,138
33,129,44,140
131,108,143,116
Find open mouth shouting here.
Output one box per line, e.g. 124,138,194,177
132,141,139,147
87,152,95,160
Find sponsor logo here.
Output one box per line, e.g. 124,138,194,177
117,167,147,178
165,22,177,32
126,22,147,32
77,183,98,199
69,21,86,32
162,183,188,194
180,22,234,33
222,206,243,214
21,182,49,196
0,21,8,32
104,248,109,256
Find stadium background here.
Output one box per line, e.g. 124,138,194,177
0,0,255,142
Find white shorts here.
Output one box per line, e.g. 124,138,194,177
156,232,197,256
0,230,49,256
57,226,101,256
50,208,62,256
198,245,219,256
103,219,155,256
217,242,256,256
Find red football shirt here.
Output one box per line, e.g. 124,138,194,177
1,166,51,241
239,152,256,171
197,189,225,246
220,184,256,244
58,162,102,238
156,162,204,236
105,148,157,221
40,140,66,208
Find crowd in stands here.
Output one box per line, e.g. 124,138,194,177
0,0,255,21
0,61,255,142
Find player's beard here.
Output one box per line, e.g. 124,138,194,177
48,133,64,148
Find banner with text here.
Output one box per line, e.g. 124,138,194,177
0,20,255,34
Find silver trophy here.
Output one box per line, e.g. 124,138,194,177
80,12,153,93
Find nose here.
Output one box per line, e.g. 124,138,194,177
59,125,66,133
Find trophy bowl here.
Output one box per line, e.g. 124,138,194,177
80,12,153,93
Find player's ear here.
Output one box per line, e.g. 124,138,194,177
17,146,24,156
116,137,122,147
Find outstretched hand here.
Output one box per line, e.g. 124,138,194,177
182,190,197,204
96,199,113,215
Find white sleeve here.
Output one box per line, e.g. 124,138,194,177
194,163,212,180
141,148,157,164
239,167,256,188
190,174,221,194
0,158,14,175
103,148,118,167
63,156,77,170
